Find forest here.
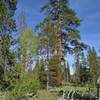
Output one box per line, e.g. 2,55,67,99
0,0,100,100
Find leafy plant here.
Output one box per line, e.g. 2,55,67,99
6,72,40,100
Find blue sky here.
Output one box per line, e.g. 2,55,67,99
14,0,100,54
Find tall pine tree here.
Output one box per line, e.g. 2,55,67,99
88,47,98,83
36,0,86,86
0,0,17,88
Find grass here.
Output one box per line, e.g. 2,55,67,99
35,85,99,100
49,85,88,93
0,85,100,100
37,90,58,100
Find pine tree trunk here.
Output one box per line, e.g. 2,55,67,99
55,19,63,85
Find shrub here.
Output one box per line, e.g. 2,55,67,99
6,72,40,100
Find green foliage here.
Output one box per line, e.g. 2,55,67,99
41,0,82,55
19,28,39,55
35,0,87,87
62,60,71,83
97,56,100,76
75,63,81,84
19,28,39,72
74,52,91,84
49,55,62,86
88,47,98,83
33,61,40,79
79,53,91,84
0,0,17,89
66,62,71,82
6,72,40,100
0,1,7,25
36,61,47,88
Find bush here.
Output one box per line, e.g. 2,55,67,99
88,83,96,88
6,72,40,100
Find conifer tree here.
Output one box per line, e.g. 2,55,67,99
75,57,81,84
49,55,62,86
80,53,90,84
72,37,87,83
19,28,39,72
35,17,56,88
97,56,100,76
63,61,70,82
0,0,17,88
36,0,84,87
67,62,71,82
88,47,98,83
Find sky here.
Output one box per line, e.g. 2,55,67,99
14,0,100,74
